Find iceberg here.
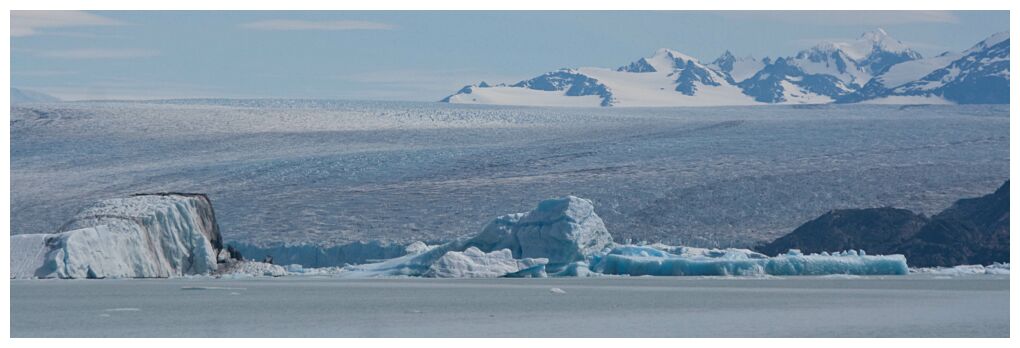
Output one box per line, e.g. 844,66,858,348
594,247,908,276
464,196,613,272
425,247,547,278
10,193,223,279
344,196,610,277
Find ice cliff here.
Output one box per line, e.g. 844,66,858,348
10,193,223,279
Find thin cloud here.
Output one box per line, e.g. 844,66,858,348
241,19,397,31
720,11,959,26
34,48,158,60
11,10,124,37
787,37,954,56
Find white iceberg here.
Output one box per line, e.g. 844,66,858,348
344,196,609,277
425,247,548,278
10,193,223,279
464,196,613,272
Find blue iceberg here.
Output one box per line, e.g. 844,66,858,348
594,248,908,276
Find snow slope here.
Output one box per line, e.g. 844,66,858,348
10,194,223,278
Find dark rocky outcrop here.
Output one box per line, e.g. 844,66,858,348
895,182,1009,267
756,207,928,256
758,182,1009,267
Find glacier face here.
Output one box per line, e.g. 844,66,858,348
10,193,223,279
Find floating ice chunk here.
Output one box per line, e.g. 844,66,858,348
911,263,1010,276
404,241,431,254
464,213,524,252
513,196,613,271
216,261,287,277
595,247,908,276
11,194,223,279
349,195,611,277
549,288,567,294
424,247,548,278
552,261,598,277
348,245,548,278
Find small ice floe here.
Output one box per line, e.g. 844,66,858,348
549,287,567,294
104,308,140,312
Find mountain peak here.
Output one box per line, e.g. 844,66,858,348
968,31,1010,53
860,28,890,42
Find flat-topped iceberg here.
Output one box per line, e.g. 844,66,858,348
10,193,224,279
594,247,908,276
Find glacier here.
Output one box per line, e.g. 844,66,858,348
10,193,224,279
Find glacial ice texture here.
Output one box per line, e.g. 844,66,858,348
10,101,1009,249
11,194,222,278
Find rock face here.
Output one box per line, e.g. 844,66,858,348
756,207,928,256
896,181,1009,267
10,193,223,278
758,182,1009,267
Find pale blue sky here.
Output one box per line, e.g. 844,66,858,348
10,11,1010,101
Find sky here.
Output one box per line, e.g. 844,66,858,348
10,11,1010,101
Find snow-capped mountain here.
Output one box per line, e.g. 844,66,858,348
708,51,765,84
843,32,1010,104
739,29,923,103
442,48,758,107
441,29,1008,107
11,88,61,104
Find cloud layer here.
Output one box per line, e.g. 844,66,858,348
11,11,124,37
240,19,397,31
721,11,959,26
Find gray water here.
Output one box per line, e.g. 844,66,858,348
10,275,1008,337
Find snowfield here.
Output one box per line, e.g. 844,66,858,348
10,101,1009,261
